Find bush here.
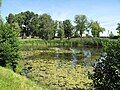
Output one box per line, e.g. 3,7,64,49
0,23,20,72
92,39,120,90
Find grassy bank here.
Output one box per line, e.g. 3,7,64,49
0,66,48,90
19,38,116,50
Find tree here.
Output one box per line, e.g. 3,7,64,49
28,14,39,38
8,13,26,38
38,13,54,40
51,20,58,39
6,12,55,40
90,21,105,37
109,31,114,39
116,23,120,36
23,11,35,37
6,13,15,24
13,11,35,38
92,40,120,90
74,15,88,37
63,19,73,39
0,23,20,72
6,13,21,36
57,21,64,40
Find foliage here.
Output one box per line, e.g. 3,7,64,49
0,23,20,71
57,21,64,40
109,31,114,39
74,15,88,37
6,11,108,40
28,13,39,38
52,20,58,39
8,12,55,40
6,13,15,24
19,38,115,48
116,23,120,36
63,20,73,39
90,21,105,37
38,14,54,40
92,39,120,90
10,11,35,38
6,14,21,36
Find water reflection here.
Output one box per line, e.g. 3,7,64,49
24,47,102,67
70,48,78,67
82,48,92,67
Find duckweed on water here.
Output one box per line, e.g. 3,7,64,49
17,59,93,90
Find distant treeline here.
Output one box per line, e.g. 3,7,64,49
6,11,120,40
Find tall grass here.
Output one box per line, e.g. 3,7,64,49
19,38,116,50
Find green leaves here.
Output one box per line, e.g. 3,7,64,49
92,39,120,90
63,20,73,39
90,21,105,37
74,15,88,37
38,14,54,40
116,23,120,36
56,21,64,40
0,23,20,71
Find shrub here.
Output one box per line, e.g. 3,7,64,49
0,23,20,72
92,39,120,90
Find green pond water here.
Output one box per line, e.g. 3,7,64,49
18,46,103,90
23,46,102,67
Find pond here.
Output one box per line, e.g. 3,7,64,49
22,46,102,67
19,46,103,90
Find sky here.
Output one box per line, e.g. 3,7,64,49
1,0,120,36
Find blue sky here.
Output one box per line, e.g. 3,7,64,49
1,0,120,36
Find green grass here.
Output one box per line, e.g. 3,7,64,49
19,37,117,48
0,66,48,90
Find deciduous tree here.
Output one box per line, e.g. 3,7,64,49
116,23,120,36
57,21,64,40
74,15,88,37
63,20,73,39
38,14,54,40
90,21,105,37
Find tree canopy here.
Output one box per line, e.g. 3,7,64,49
116,23,120,36
74,15,88,37
6,11,107,39
63,20,73,39
90,21,105,37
